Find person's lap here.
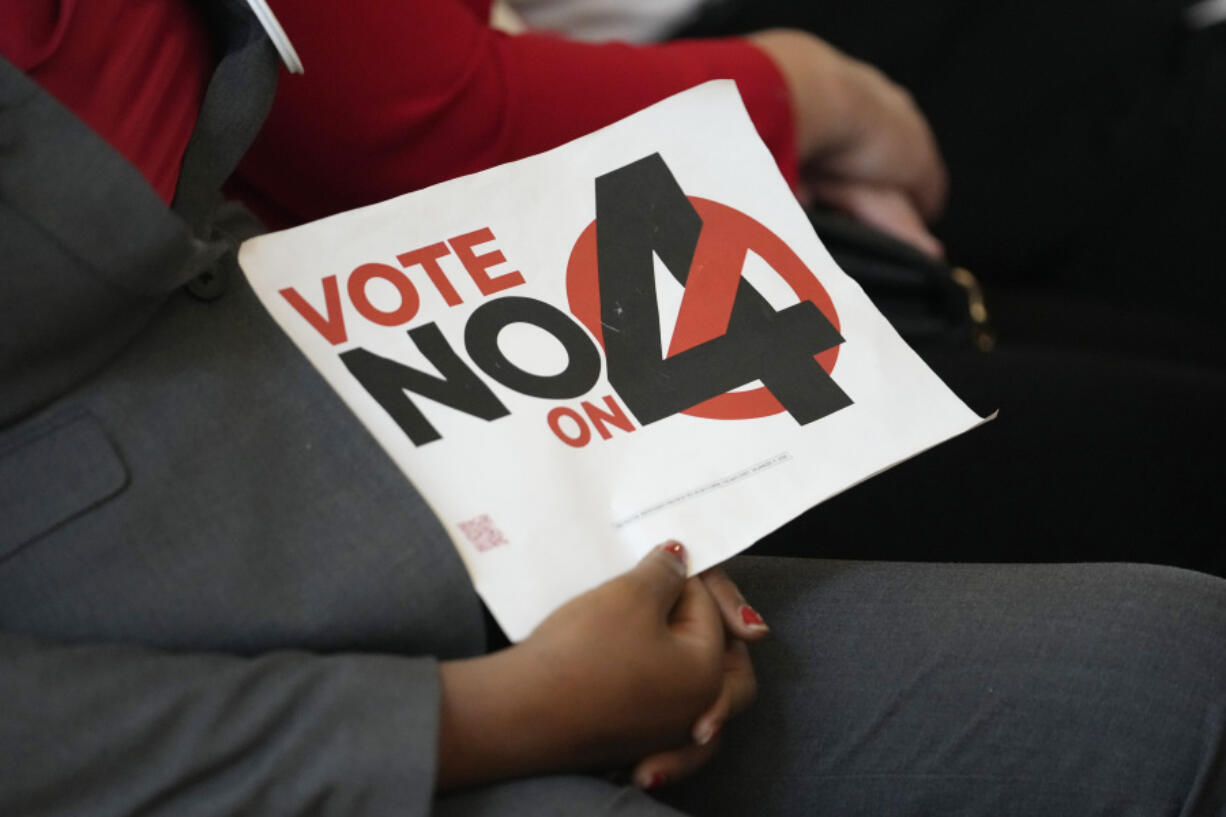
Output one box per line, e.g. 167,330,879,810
664,557,1226,815
434,774,684,816
443,557,1226,815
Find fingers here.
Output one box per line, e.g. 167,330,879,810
700,568,770,642
887,88,948,220
850,63,948,220
810,181,945,259
688,572,761,749
629,541,690,616
630,639,759,789
631,740,719,791
629,542,723,646
669,571,725,647
759,31,948,224
912,125,946,219
691,639,757,745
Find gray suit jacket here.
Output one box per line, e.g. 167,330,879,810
0,5,488,815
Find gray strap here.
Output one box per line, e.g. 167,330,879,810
173,0,280,235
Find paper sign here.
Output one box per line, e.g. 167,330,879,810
238,81,984,641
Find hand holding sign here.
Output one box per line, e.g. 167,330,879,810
748,30,947,254
437,544,765,791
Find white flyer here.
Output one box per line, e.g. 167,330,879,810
238,81,985,641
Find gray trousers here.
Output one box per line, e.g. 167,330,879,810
438,557,1226,816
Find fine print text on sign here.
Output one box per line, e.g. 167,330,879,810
239,81,985,641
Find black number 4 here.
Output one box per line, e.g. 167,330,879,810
595,153,852,426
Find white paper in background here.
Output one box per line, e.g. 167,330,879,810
239,81,986,641
1187,0,1226,28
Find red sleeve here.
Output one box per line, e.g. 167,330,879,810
234,0,797,226
0,0,211,206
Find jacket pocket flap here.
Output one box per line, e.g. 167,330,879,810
0,412,129,559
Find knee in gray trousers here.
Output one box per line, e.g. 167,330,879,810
660,558,1226,817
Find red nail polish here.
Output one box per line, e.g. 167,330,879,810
645,772,665,790
740,604,767,628
663,542,686,563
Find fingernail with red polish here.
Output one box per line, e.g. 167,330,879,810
740,604,768,629
639,771,666,790
663,541,686,565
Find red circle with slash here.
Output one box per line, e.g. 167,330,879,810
565,197,841,420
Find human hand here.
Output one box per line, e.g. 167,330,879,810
630,566,769,790
809,181,946,259
748,30,948,257
436,543,760,790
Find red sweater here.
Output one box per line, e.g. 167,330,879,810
2,1,797,224
0,0,211,205
235,0,798,226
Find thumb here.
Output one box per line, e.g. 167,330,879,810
631,541,690,615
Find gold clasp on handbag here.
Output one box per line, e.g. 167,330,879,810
950,267,996,352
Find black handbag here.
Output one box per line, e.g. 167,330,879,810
807,209,995,352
